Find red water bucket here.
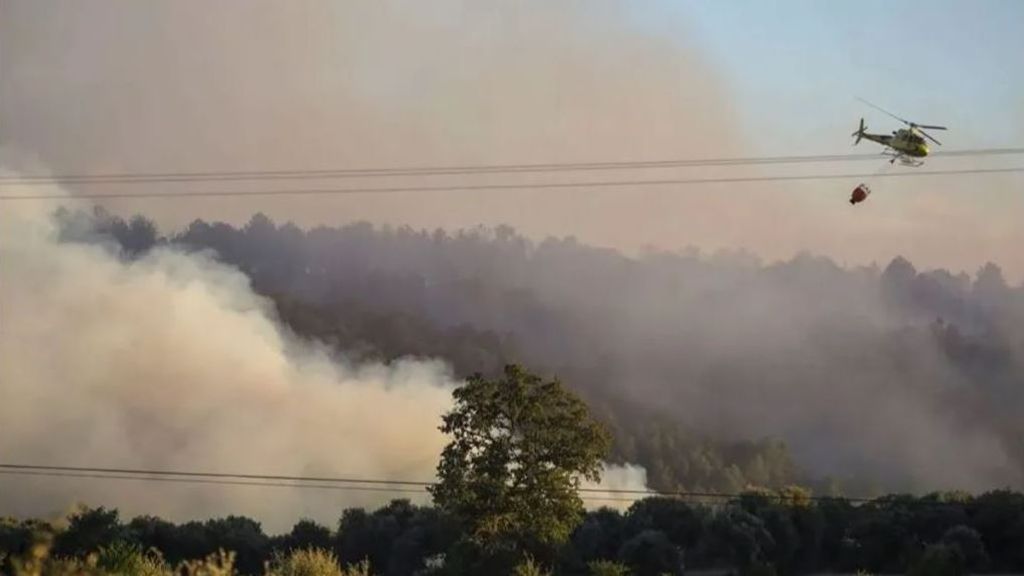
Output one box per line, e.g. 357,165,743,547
850,183,871,205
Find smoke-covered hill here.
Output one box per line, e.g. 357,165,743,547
58,208,1024,496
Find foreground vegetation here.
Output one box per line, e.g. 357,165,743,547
1,536,372,576
3,488,1023,576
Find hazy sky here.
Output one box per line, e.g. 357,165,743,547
665,0,1024,152
2,0,1022,279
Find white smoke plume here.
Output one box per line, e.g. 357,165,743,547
0,185,648,532
581,464,650,512
0,188,452,532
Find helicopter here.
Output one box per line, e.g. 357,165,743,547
851,98,947,166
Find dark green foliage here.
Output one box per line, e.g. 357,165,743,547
940,525,989,573
907,543,966,576
203,516,270,575
334,500,457,576
53,506,126,558
624,498,705,551
430,365,611,558
565,508,628,568
128,516,207,566
970,489,1024,571
616,530,681,576
127,514,269,575
5,491,1024,575
279,519,332,553
707,507,775,573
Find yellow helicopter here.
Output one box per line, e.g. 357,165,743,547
851,98,947,166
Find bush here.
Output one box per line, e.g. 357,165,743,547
267,548,343,576
96,541,168,576
907,543,965,576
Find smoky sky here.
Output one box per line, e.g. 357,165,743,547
3,0,1021,279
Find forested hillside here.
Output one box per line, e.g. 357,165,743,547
56,208,1024,497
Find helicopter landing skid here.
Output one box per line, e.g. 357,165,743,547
882,151,923,167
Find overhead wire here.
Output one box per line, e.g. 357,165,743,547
0,463,432,487
0,166,1021,201
0,463,980,507
1,148,1022,186
0,470,431,496
0,468,636,503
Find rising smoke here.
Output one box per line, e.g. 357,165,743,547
0,184,649,532
110,211,1024,497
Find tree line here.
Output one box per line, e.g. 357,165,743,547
4,487,1023,575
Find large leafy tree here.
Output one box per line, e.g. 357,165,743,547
429,364,611,556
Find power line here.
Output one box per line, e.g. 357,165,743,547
2,468,994,508
0,463,432,488
1,148,1022,186
0,464,974,506
0,470,431,496
0,463,698,499
1,167,1021,201
0,469,642,503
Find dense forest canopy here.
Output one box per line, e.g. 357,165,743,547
56,209,1024,498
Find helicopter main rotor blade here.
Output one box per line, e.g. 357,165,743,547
856,97,911,125
918,129,943,146
913,124,947,130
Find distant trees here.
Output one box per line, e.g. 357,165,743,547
278,519,332,554
53,507,126,558
333,500,456,576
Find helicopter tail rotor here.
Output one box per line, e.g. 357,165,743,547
851,118,865,145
